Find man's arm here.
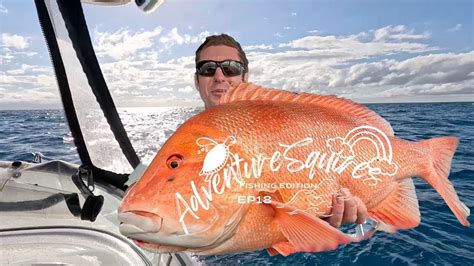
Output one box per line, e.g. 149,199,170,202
325,188,368,228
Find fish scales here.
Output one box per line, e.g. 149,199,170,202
118,83,469,256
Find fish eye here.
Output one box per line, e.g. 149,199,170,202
166,154,184,169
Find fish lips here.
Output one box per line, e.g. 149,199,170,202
119,211,172,246
119,211,162,234
118,210,221,248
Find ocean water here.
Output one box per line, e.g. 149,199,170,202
1,102,473,265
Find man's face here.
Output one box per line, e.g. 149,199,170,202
195,45,248,109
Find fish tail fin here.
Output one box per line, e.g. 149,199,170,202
419,136,470,226
369,179,420,232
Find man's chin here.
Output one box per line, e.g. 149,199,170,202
207,95,225,107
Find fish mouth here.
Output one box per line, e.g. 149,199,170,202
118,207,224,248
119,211,163,235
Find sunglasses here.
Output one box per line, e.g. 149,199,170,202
196,60,245,77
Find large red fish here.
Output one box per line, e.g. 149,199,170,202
118,83,470,256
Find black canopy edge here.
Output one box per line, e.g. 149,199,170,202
34,0,129,190
57,0,140,169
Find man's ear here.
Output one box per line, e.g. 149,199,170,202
243,72,249,82
194,74,200,90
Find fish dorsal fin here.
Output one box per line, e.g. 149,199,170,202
220,83,394,136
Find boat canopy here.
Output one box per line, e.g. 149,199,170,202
35,0,147,190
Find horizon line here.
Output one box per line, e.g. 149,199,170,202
0,100,473,111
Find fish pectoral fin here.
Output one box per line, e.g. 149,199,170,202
369,179,420,232
269,200,355,255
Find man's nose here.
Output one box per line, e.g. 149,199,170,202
213,67,226,82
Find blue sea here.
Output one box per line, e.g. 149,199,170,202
1,102,473,265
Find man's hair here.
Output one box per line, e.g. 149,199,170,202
195,34,249,73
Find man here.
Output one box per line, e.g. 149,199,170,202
194,34,249,109
194,34,368,228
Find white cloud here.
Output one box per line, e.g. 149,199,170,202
93,27,199,96
93,27,163,60
244,44,274,51
447,24,462,32
159,28,184,47
284,26,292,30
92,27,212,61
2,24,471,108
379,81,474,98
15,51,38,57
37,75,55,87
97,54,196,105
373,25,429,42
178,86,193,93
0,48,38,64
1,33,29,49
0,88,59,106
281,26,433,56
0,4,8,14
329,51,474,87
6,64,35,75
0,62,59,108
244,25,472,102
159,28,210,49
291,12,297,16
0,50,14,64
113,88,129,95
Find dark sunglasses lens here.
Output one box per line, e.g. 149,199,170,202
221,61,243,76
198,62,217,76
197,61,244,76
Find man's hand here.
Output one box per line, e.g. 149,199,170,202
325,188,367,228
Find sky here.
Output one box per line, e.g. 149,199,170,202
0,0,473,109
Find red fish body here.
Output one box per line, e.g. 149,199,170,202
118,83,470,256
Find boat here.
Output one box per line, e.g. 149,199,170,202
0,0,194,264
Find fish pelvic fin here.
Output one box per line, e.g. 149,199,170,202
221,83,394,136
268,200,360,256
266,247,280,256
420,136,470,226
268,242,296,257
369,179,420,232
